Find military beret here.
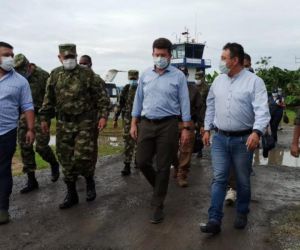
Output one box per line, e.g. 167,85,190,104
14,53,29,69
128,70,139,80
195,70,205,79
59,43,77,56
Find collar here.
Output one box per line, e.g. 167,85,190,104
152,64,172,74
228,68,245,80
0,69,14,82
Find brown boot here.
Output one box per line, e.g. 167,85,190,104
177,178,188,187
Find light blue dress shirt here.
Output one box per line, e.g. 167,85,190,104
204,69,270,133
0,70,34,135
131,65,191,122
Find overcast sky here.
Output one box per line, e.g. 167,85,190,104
1,0,299,85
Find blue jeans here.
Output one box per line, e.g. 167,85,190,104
208,133,253,223
0,129,17,211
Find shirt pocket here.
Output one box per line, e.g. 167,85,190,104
1,85,19,99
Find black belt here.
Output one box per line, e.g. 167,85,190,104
141,115,178,123
215,128,252,137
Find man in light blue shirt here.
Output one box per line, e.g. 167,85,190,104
0,42,35,225
130,38,191,224
200,43,270,234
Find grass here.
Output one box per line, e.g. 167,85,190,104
12,118,125,176
285,108,296,126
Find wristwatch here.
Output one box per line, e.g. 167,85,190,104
183,126,191,131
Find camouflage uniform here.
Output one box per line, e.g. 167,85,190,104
194,71,209,158
39,44,109,183
114,84,130,127
14,54,59,174
114,70,139,175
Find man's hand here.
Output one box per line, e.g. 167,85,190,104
113,120,118,128
203,131,210,146
41,121,49,134
130,123,138,140
180,129,190,145
246,132,260,151
98,118,107,131
290,143,300,157
25,129,35,145
200,127,205,136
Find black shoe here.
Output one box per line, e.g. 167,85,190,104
197,151,203,158
20,172,39,194
50,164,60,182
85,176,96,202
59,182,79,209
150,206,164,224
121,163,131,176
234,214,248,229
200,220,221,234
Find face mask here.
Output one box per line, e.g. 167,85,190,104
0,56,14,72
153,56,169,69
195,80,202,85
272,93,278,97
80,64,89,68
63,59,77,70
129,79,138,86
219,60,230,74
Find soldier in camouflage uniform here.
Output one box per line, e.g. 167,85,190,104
39,44,109,209
113,70,139,175
194,70,209,158
79,55,110,169
14,54,60,194
113,84,130,129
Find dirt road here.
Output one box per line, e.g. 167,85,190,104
1,128,300,250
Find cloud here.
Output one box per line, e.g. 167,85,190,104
1,0,299,84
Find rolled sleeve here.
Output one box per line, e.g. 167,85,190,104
179,75,191,122
252,78,270,133
204,83,215,130
131,78,143,118
20,81,34,112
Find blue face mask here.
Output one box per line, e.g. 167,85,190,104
129,79,138,86
153,56,169,69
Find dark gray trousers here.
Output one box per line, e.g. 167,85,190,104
136,117,178,207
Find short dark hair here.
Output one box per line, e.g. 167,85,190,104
223,42,244,65
244,53,251,62
152,38,172,54
80,55,92,64
0,42,13,49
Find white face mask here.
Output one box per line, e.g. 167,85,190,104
153,56,169,69
63,59,77,70
0,56,14,72
219,60,230,74
195,80,202,85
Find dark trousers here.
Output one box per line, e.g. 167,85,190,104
0,129,17,210
136,118,178,207
270,110,283,142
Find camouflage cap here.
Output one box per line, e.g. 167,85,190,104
59,43,77,56
195,70,205,79
14,53,29,69
128,70,139,80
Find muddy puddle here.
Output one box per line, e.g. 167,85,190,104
253,148,300,168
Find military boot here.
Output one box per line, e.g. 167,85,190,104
0,210,9,225
85,176,96,202
59,182,79,209
20,172,39,194
121,163,131,176
50,163,60,182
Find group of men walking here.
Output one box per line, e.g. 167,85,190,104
0,37,280,236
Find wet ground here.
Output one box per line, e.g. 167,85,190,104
1,127,300,250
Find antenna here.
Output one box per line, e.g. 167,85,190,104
181,27,190,43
